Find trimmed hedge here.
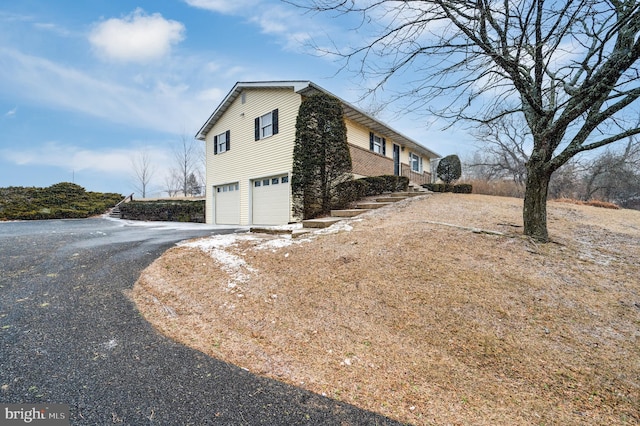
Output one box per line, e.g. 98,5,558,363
422,183,473,193
453,183,473,193
119,200,205,223
0,183,123,220
332,175,409,209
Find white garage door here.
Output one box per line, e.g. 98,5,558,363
214,183,240,225
252,175,290,225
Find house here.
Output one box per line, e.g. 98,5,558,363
196,81,440,226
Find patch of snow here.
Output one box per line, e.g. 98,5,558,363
256,235,294,250
180,234,257,287
315,222,353,235
175,220,355,287
106,216,247,232
179,233,258,251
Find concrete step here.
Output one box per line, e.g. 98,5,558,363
249,227,292,235
355,202,392,209
292,229,312,238
408,183,429,193
302,217,345,228
108,208,121,218
331,209,369,217
395,191,425,197
375,196,407,203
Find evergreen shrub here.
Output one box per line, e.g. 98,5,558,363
332,179,370,209
453,183,473,193
360,176,387,195
0,183,123,220
119,200,205,222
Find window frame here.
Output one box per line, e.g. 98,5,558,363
214,130,230,155
369,132,386,156
254,109,279,141
372,135,383,154
409,152,423,173
260,112,273,139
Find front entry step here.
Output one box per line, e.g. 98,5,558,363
302,217,345,229
331,209,369,217
355,202,392,210
375,196,407,203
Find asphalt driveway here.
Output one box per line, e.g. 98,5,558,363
0,218,401,425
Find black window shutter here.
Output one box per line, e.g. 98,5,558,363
255,117,260,141
382,138,386,156
214,135,218,155
226,130,230,151
369,132,374,151
272,109,279,135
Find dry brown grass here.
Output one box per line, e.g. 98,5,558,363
132,193,640,425
553,198,621,209
466,179,526,198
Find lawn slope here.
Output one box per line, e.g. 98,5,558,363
133,193,640,425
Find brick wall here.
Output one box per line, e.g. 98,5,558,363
349,144,432,184
349,144,394,177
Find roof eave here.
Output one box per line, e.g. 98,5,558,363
196,80,441,159
195,81,312,141
297,84,441,159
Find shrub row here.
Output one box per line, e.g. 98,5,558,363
332,175,409,209
0,183,123,220
119,200,205,223
422,183,473,193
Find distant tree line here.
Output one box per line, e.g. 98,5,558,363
130,135,205,199
465,117,640,209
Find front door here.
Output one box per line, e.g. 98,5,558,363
393,144,400,176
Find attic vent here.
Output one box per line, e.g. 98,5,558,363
241,92,246,104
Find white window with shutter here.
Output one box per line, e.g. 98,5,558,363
409,152,423,172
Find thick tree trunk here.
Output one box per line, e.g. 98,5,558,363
523,161,552,242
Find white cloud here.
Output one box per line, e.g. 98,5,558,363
248,5,318,51
4,107,17,118
0,47,221,134
89,8,185,63
2,142,139,173
184,0,260,14
184,0,319,52
33,22,71,37
197,87,225,102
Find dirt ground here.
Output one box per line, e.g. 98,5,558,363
131,193,640,425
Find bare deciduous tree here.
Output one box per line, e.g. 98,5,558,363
163,172,180,197
581,139,640,204
171,134,204,197
289,0,640,241
471,117,530,187
130,148,154,198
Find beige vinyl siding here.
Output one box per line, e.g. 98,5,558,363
346,118,403,160
345,116,433,174
346,118,377,153
205,88,301,225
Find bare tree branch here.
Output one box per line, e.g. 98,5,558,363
288,0,640,241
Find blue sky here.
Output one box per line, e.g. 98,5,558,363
0,0,467,197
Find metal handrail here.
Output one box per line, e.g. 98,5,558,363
114,193,134,208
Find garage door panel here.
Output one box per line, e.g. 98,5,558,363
215,183,239,225
252,175,290,225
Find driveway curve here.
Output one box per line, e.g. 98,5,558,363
0,218,400,425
